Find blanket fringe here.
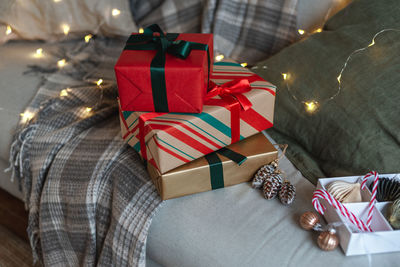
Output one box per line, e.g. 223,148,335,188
7,122,41,263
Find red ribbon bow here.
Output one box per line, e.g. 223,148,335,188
205,78,253,111
205,77,258,143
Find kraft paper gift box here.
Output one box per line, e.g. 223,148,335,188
147,133,278,200
119,59,276,174
115,24,213,113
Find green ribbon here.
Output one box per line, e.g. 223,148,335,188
205,148,247,190
124,24,211,112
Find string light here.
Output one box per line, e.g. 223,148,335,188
336,74,341,84
85,107,92,113
60,89,69,97
304,101,319,113
112,9,121,16
215,54,224,61
315,28,323,33
20,111,35,124
139,28,144,34
33,48,44,58
240,62,248,67
298,29,305,35
6,25,12,35
62,24,70,35
278,28,400,114
57,59,66,68
96,79,103,86
84,34,93,43
368,40,375,47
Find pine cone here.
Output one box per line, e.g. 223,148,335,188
262,173,283,199
252,163,276,189
279,181,296,205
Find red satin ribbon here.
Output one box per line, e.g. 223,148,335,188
205,78,253,111
205,77,257,143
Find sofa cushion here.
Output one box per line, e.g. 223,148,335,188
0,41,50,162
254,0,400,184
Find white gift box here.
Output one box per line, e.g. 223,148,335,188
316,173,400,256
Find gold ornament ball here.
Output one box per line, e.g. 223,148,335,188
317,231,339,251
299,212,319,230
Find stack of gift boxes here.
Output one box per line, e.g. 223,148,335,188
115,24,278,200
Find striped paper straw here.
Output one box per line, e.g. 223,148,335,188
312,189,372,232
360,171,379,227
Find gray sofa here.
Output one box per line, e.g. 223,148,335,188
3,1,399,266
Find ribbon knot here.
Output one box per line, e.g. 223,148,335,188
131,24,194,60
206,78,253,111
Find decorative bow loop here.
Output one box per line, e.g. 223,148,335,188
206,78,253,111
127,24,194,60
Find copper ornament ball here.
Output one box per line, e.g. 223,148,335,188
317,231,339,251
299,212,319,230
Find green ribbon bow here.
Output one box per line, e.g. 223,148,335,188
124,24,211,112
205,147,247,190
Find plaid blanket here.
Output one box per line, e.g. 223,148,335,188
8,1,297,266
130,0,298,64
9,38,162,266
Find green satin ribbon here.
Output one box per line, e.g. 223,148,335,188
205,147,247,190
124,24,211,112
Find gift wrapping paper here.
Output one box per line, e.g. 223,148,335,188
147,133,278,200
115,25,213,113
119,60,276,174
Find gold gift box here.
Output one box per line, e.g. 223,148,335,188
147,133,278,200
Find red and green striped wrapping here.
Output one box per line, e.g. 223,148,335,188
119,60,276,174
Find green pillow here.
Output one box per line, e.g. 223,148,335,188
254,0,400,184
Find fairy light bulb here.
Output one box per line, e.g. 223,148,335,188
304,101,318,113
57,59,66,68
53,0,62,2
112,8,121,16
96,79,103,86
85,107,92,113
337,74,341,84
315,28,322,33
215,54,224,61
62,24,70,35
6,25,12,35
139,28,144,34
20,111,35,123
33,48,44,58
240,62,248,67
368,40,375,47
84,34,93,43
60,89,69,97
282,73,288,80
298,29,305,35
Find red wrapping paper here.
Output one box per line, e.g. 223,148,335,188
115,33,213,113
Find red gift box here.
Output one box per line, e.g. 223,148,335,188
115,25,213,113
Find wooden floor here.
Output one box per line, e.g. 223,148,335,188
0,224,33,267
0,188,33,266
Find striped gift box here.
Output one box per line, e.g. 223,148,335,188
119,60,276,174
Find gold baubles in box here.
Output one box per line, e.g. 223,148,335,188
388,199,400,229
326,181,362,203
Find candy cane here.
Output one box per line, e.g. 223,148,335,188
312,189,372,232
360,171,379,227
